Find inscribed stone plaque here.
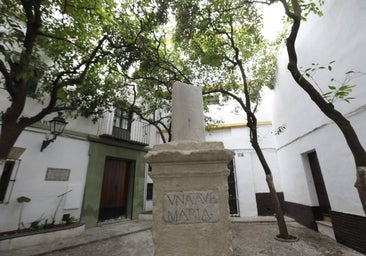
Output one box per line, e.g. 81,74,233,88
45,168,70,181
163,190,220,224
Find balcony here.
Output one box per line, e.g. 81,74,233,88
97,112,150,145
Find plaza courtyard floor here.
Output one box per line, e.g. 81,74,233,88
1,218,362,256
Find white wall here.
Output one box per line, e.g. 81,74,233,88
273,0,366,216
0,129,89,232
0,88,99,231
206,124,281,217
275,112,365,215
274,0,366,148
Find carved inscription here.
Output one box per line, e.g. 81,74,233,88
163,191,220,224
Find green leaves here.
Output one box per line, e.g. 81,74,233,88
274,124,286,136
172,0,276,102
0,0,174,121
323,84,356,103
302,61,335,78
298,0,324,20
301,60,362,104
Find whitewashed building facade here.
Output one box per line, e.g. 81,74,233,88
272,0,366,253
0,96,150,234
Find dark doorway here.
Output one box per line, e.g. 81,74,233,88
308,151,331,218
99,158,130,221
227,160,239,216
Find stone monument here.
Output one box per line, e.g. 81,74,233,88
171,82,205,141
145,81,234,256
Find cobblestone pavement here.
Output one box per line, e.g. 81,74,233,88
41,222,362,256
43,230,153,256
232,222,362,256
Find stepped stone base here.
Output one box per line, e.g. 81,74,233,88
145,141,234,256
316,220,335,240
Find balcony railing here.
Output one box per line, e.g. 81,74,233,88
97,112,150,145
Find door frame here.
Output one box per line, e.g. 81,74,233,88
98,157,136,222
302,150,331,219
227,160,240,216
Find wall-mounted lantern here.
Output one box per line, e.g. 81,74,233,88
40,112,68,152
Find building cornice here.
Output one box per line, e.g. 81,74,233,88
207,121,272,131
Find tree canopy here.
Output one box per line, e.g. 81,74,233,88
170,0,279,113
0,0,169,159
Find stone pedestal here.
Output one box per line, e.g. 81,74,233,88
145,141,234,256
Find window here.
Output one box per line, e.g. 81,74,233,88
113,109,129,130
204,95,220,105
146,183,153,201
112,109,132,140
0,161,15,202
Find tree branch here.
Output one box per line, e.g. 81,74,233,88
245,0,275,4
203,88,249,113
37,30,85,50
21,0,42,54
19,35,108,127
0,59,15,98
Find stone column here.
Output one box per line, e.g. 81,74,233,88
145,82,234,256
171,81,205,142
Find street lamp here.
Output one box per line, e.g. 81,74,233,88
40,112,68,152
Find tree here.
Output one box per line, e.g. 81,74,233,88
273,0,366,214
113,19,193,143
171,0,296,240
0,0,167,160
110,6,227,144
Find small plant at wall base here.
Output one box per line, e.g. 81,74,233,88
1,193,80,238
28,214,46,231
0,215,80,238
62,214,79,225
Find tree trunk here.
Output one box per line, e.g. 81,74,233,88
204,89,295,239
266,174,289,237
0,104,25,162
0,121,24,161
247,110,294,239
279,0,366,214
250,135,290,238
356,166,366,214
